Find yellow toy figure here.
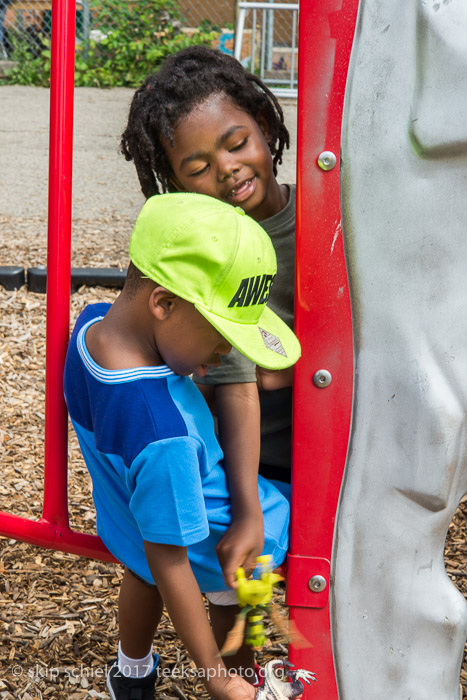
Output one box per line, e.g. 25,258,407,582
220,555,307,654
231,555,283,650
220,556,316,699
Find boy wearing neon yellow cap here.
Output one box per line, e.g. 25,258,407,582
64,193,300,700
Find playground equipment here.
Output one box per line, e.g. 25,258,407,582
1,0,466,698
329,3,467,697
0,0,114,563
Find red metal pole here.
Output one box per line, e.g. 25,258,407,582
287,1,359,696
42,0,76,527
0,510,117,561
0,0,115,563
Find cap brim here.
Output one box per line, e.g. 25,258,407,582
195,304,301,370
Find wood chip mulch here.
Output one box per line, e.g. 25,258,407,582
0,216,466,699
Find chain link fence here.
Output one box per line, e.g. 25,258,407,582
0,0,227,56
1,0,232,57
1,0,298,92
234,1,298,96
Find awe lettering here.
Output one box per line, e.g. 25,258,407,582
228,274,275,307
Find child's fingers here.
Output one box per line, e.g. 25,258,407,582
222,568,238,589
241,554,258,580
221,553,252,589
215,522,264,588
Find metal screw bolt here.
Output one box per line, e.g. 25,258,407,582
317,151,337,171
308,575,327,593
313,369,332,388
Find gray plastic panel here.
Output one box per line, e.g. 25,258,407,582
333,1,467,698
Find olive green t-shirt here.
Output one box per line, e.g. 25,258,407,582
194,185,296,469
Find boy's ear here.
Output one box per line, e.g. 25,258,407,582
148,286,178,320
256,112,273,144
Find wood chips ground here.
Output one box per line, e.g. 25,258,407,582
0,215,466,699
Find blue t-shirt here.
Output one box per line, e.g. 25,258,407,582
64,304,290,591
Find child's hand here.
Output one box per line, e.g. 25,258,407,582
256,366,294,391
209,673,257,700
216,512,264,588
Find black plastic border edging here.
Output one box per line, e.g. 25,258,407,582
0,266,25,291
0,266,127,293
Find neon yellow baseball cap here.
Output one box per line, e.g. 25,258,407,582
129,192,301,370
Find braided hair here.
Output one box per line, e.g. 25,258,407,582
120,46,290,198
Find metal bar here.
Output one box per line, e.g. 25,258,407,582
82,0,90,58
0,0,126,565
237,2,298,10
42,0,76,527
290,9,297,89
0,0,119,561
266,0,274,71
234,6,246,60
261,8,266,80
0,0,118,561
0,511,116,562
265,87,297,97
251,7,257,73
287,0,359,696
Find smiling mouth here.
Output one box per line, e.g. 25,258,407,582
229,178,255,199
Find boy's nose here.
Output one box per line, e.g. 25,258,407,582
219,339,232,355
217,155,240,181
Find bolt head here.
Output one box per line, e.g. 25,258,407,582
308,575,327,593
317,150,337,171
313,369,332,388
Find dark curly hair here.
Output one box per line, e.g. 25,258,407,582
120,46,290,199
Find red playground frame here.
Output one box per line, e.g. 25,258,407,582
0,0,114,562
0,1,360,697
287,2,357,696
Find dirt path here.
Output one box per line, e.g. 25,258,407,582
0,86,297,219
0,85,296,272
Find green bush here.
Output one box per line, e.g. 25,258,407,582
1,0,218,87
0,31,50,85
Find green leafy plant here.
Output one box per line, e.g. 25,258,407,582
1,0,219,87
0,31,50,85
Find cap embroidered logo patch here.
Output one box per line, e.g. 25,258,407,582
259,328,287,356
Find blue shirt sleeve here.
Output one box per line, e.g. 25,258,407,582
126,436,210,546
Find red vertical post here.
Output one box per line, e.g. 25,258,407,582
0,0,115,560
286,1,359,696
42,0,76,527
